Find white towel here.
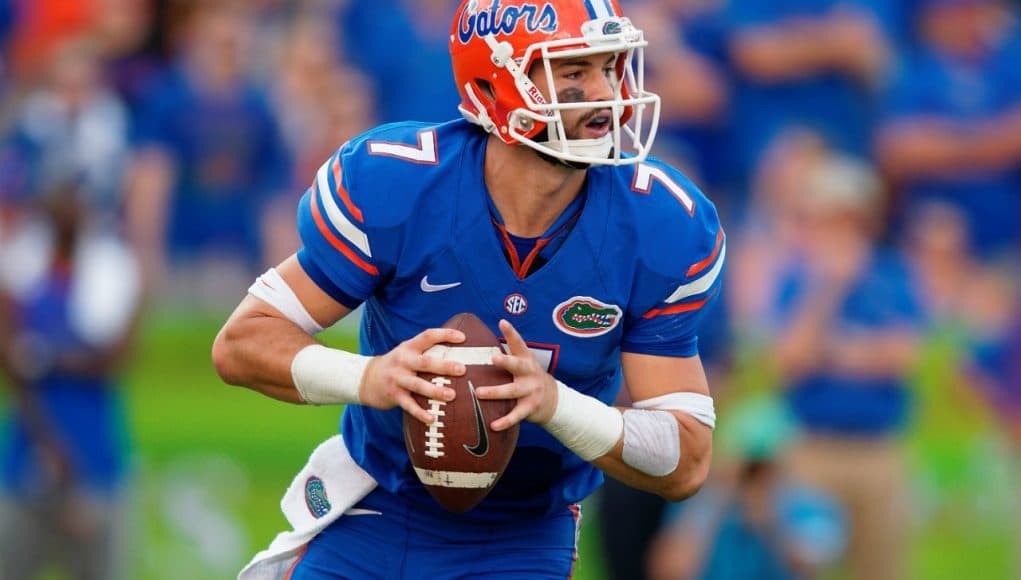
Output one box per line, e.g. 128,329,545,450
238,435,377,580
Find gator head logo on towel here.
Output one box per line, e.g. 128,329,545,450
304,476,331,518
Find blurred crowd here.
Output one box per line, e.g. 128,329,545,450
0,0,1019,578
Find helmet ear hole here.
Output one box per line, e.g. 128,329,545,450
475,79,495,100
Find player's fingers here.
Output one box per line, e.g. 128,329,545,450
491,401,533,432
491,351,533,377
395,391,436,425
414,352,467,377
498,319,529,355
396,374,456,402
474,381,524,400
407,328,466,351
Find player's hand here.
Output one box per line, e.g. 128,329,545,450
360,328,467,424
477,319,558,431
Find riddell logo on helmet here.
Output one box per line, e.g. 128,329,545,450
458,1,558,44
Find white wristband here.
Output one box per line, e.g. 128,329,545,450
544,381,623,461
290,344,369,405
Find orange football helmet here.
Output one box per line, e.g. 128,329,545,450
450,0,660,165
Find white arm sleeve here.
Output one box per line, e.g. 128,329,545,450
248,268,324,335
620,392,717,477
633,392,716,429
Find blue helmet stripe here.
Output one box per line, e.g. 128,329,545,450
583,0,599,19
602,0,617,17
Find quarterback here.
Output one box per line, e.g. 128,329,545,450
213,0,725,577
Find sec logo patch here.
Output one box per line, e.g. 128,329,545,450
504,293,528,315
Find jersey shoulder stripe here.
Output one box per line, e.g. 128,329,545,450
308,183,379,276
686,229,724,278
642,288,719,319
330,154,364,223
664,235,725,305
315,154,371,258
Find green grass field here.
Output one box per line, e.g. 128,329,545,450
8,311,1018,579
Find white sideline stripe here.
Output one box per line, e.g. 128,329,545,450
665,244,726,304
414,468,498,489
424,345,501,366
588,0,611,18
368,131,437,163
316,159,372,257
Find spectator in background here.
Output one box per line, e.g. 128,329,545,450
902,201,1016,359
727,0,903,186
626,0,735,215
968,291,1021,444
647,399,845,580
955,259,1020,574
0,175,141,580
338,0,460,123
1,36,131,225
905,203,1021,444
92,0,167,117
770,155,925,580
876,0,1021,260
128,0,290,304
728,128,829,340
263,9,374,265
3,0,97,88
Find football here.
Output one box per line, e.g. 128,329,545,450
402,312,519,513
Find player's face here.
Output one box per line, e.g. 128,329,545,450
529,53,621,141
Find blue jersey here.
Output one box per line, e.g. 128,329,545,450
295,119,724,520
727,0,909,174
133,65,290,266
881,35,1021,257
772,249,926,435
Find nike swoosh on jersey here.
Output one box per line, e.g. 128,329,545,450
420,276,462,292
463,380,489,457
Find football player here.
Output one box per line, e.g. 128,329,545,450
213,0,725,577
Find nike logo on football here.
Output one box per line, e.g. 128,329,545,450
420,276,461,293
463,381,489,458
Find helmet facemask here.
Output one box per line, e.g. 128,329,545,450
471,17,661,166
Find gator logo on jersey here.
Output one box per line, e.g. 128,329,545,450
304,476,331,518
457,1,558,45
553,296,622,337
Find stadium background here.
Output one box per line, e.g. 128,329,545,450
0,0,1019,578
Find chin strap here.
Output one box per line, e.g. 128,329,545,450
539,133,614,162
531,128,613,169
